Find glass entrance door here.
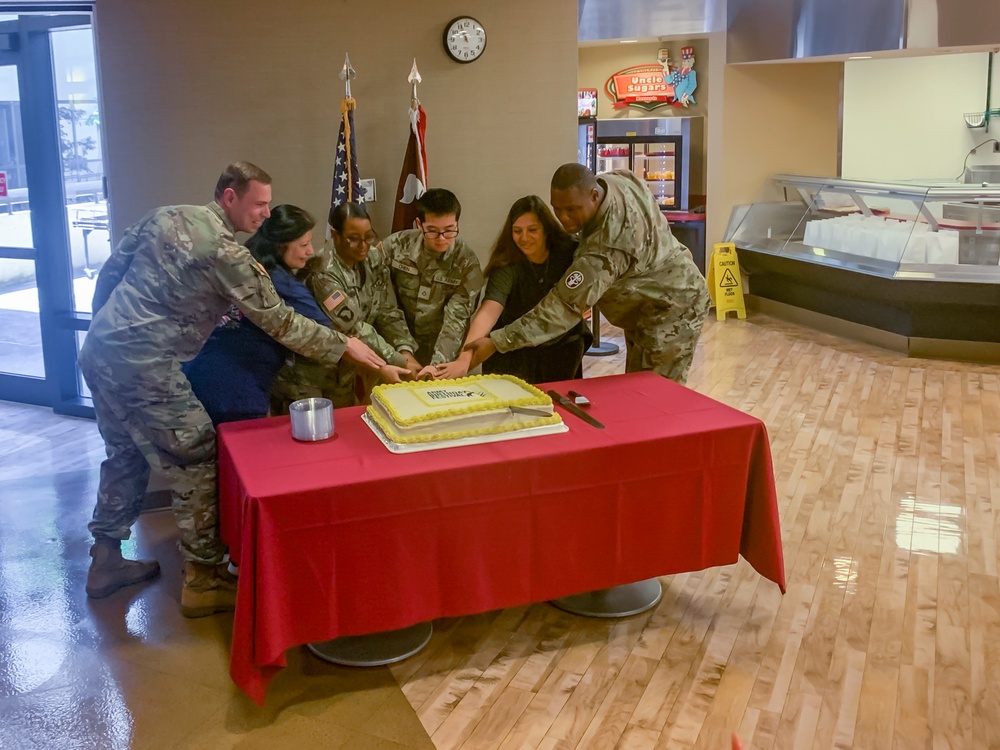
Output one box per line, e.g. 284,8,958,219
0,13,101,416
0,60,45,392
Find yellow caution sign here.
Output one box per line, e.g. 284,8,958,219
707,242,746,320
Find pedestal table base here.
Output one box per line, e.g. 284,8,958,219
550,578,663,618
306,621,433,667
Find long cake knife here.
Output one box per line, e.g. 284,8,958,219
546,390,605,429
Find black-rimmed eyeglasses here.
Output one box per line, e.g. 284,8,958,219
421,228,459,240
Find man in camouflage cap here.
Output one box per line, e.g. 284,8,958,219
464,163,710,383
80,162,385,616
380,188,484,375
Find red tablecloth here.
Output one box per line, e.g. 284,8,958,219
219,372,785,705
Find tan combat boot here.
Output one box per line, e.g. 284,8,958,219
180,561,237,618
86,537,161,599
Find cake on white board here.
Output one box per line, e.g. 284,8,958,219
365,374,565,447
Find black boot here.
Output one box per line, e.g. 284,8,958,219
85,537,160,599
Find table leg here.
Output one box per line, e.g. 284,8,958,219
549,578,662,618
306,621,433,667
585,305,620,357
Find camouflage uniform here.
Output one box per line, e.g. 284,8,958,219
381,229,484,365
80,202,349,565
490,170,710,383
270,242,416,409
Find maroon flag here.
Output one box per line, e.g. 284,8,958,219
391,104,428,233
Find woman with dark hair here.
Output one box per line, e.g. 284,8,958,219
182,204,334,424
433,195,591,384
270,201,417,410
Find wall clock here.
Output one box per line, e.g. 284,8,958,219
443,16,487,64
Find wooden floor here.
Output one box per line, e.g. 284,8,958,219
389,313,1000,749
2,312,999,749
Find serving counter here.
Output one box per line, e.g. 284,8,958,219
726,174,1000,358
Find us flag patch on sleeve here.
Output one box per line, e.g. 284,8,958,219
324,290,346,311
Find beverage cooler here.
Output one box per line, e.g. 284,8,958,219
577,117,597,174
595,118,696,211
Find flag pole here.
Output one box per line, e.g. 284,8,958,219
392,59,428,233
340,53,356,99
338,54,358,204
408,58,421,109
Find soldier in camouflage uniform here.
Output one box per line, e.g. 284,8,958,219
464,164,710,383
79,162,385,616
380,188,484,374
270,202,417,408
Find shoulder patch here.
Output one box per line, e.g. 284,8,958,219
565,270,585,289
324,290,346,310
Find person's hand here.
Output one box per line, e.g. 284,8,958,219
415,365,438,381
342,337,386,371
378,364,411,384
402,352,423,378
432,352,472,380
462,337,496,370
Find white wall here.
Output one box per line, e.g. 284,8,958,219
706,60,841,246
842,52,1000,181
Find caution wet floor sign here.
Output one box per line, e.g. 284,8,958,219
707,242,746,320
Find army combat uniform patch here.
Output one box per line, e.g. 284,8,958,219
324,290,346,311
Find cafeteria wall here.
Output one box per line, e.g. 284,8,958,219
92,0,578,261
842,52,1000,181
706,54,842,246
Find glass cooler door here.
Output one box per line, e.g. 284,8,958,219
596,142,630,175
634,141,678,209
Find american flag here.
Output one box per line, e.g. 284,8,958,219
331,97,365,212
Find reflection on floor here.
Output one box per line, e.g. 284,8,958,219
0,381,437,749
3,314,1000,748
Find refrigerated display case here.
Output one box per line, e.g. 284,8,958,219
577,117,596,173
595,117,697,211
725,173,1000,355
727,174,1000,282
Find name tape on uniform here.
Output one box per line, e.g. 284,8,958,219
707,242,746,321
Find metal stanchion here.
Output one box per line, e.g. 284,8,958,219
585,305,620,356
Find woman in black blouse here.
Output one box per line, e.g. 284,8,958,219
434,195,591,384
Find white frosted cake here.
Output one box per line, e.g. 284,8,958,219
366,374,563,445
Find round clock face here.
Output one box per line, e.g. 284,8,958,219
444,16,486,63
